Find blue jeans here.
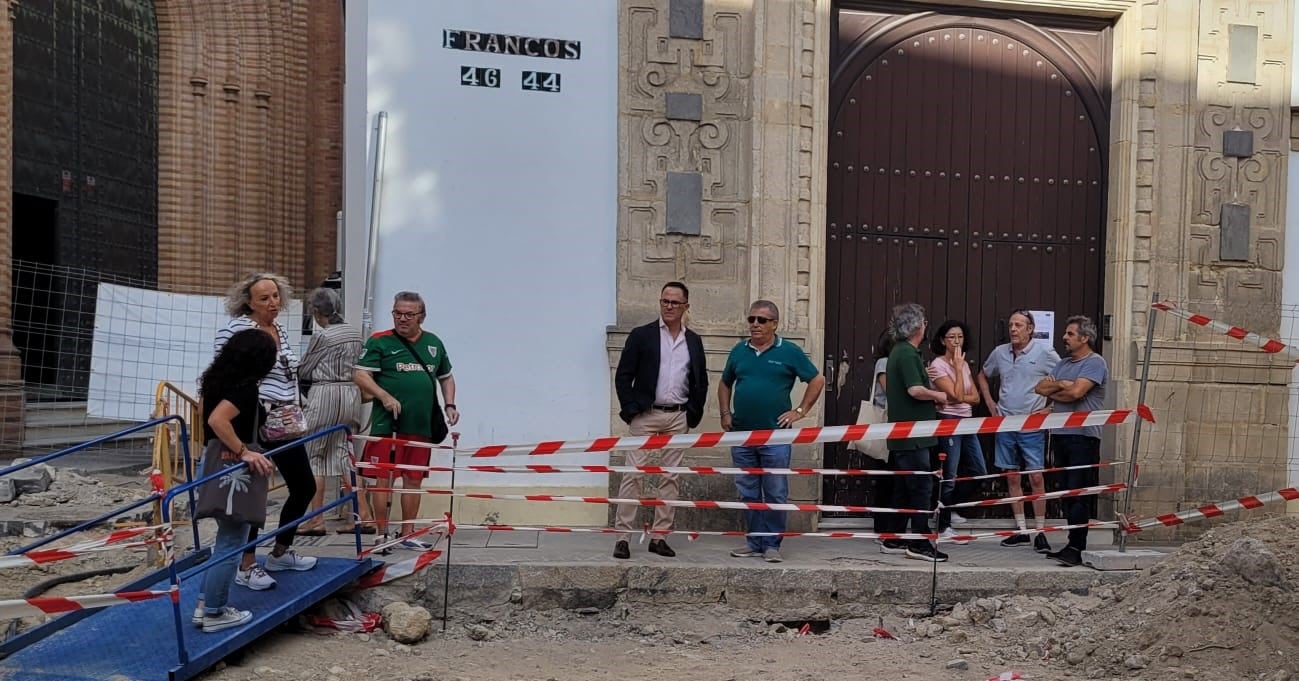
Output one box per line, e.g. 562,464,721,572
203,516,252,614
730,444,790,551
938,418,987,530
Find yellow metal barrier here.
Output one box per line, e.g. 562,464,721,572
152,381,202,487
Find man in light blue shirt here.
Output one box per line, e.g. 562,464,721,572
976,310,1060,552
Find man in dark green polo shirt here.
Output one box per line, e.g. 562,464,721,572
880,302,949,562
354,291,459,551
718,300,825,563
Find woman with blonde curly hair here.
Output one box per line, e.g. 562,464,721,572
213,272,318,591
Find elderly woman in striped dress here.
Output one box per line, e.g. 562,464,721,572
296,288,367,535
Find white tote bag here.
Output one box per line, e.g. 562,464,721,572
846,379,890,462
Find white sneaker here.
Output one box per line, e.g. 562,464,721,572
191,605,204,626
949,512,969,527
201,606,253,633
235,565,277,590
264,549,318,572
939,527,969,545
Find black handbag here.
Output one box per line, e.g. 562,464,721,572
194,439,270,525
392,334,450,445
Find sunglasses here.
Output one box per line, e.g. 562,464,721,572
747,316,775,325
391,311,420,320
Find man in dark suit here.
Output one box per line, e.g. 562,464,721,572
612,281,708,559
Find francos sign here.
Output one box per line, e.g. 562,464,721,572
443,29,581,60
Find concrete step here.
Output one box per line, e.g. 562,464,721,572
329,531,1161,619
22,401,153,450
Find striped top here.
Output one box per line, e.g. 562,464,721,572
214,316,299,405
300,322,363,385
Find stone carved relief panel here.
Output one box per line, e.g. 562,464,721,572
620,2,755,289
1184,0,1290,308
1191,105,1283,230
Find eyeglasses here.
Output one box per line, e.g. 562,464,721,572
747,316,775,325
391,311,420,320
660,299,687,308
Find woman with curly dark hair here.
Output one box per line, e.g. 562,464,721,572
928,319,986,542
194,328,277,632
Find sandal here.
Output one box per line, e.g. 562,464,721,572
336,525,377,535
299,526,327,537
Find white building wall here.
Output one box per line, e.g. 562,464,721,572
343,0,617,504
1283,6,1299,498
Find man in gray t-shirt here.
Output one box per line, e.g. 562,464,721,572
1034,315,1108,567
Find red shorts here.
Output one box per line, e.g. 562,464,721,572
361,434,432,483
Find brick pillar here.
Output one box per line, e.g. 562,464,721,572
0,0,24,455
304,0,344,287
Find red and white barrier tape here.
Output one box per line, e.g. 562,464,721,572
451,523,938,542
941,483,1127,510
950,460,1128,484
0,524,174,571
363,488,935,515
356,550,445,590
356,461,938,478
1129,486,1299,532
1152,301,1299,361
351,407,1152,458
0,586,177,619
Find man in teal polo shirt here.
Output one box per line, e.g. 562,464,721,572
718,300,825,563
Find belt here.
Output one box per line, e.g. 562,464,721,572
652,404,686,412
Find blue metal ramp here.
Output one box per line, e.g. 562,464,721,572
0,555,375,681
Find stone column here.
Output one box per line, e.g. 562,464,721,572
1110,0,1294,536
612,0,826,531
0,0,24,455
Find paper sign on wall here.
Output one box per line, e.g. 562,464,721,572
1030,309,1056,349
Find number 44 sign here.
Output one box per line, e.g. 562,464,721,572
522,70,561,93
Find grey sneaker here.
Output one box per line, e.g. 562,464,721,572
763,549,784,563
201,606,253,633
730,546,763,558
191,606,204,626
264,549,318,572
234,565,276,590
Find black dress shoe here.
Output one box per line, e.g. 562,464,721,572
613,540,631,559
1051,546,1083,567
648,539,676,557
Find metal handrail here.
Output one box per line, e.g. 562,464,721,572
161,424,362,667
4,414,201,556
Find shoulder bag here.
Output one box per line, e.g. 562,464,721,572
196,408,270,524
261,356,309,442
845,376,889,462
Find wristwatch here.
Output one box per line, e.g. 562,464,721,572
794,407,805,415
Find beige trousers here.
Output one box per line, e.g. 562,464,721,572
614,409,688,539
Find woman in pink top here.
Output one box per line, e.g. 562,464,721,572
928,320,986,542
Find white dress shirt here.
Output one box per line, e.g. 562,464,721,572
653,317,690,406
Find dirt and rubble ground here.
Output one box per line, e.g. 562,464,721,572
1,465,1297,681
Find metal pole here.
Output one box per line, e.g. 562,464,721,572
441,432,459,631
335,209,345,273
361,111,389,337
929,453,945,616
1118,291,1158,552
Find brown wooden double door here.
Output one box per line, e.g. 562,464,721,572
823,3,1111,511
